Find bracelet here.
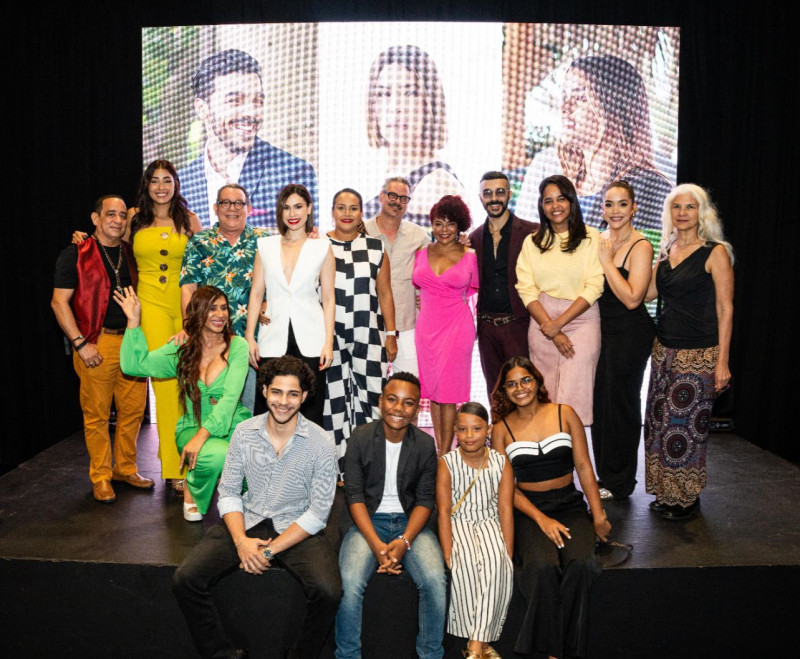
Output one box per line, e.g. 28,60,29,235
71,335,84,344
398,535,411,551
74,340,89,352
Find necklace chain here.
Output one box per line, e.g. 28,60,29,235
97,239,124,293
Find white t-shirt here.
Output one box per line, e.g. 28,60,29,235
375,440,405,514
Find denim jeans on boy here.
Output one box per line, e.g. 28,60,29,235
335,512,446,659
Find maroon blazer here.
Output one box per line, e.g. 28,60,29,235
469,213,538,319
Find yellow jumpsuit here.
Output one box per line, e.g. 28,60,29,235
133,227,188,480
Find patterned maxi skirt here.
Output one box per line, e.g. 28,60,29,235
644,338,719,507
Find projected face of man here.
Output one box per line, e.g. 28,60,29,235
195,72,265,157
560,68,605,152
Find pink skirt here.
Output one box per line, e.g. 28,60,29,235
528,293,601,424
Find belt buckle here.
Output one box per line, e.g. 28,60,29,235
493,315,512,327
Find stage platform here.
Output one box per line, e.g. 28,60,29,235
1,425,799,658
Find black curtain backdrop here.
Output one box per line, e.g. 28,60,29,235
8,1,798,471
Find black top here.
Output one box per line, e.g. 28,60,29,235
343,420,438,517
54,242,132,329
598,238,656,335
656,243,718,349
479,217,513,313
504,405,575,482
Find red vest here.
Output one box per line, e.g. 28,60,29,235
72,238,138,343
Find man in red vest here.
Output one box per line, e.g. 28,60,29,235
52,196,153,503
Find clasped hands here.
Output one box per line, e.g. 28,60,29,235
374,538,407,575
236,536,274,575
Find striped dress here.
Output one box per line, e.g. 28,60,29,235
443,448,513,641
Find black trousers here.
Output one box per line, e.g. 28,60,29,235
254,323,327,426
591,328,653,498
513,485,600,659
172,520,342,658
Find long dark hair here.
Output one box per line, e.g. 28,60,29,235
531,175,587,254
490,356,550,423
130,159,194,238
176,286,232,423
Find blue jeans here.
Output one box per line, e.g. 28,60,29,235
335,513,446,659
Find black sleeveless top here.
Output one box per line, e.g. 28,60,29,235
656,243,718,349
598,238,655,336
504,405,574,482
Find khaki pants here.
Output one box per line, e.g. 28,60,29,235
72,332,146,483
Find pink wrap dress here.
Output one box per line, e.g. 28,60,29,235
412,248,479,403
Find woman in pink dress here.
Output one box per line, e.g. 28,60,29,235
413,195,479,455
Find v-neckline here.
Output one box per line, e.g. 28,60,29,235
281,237,309,287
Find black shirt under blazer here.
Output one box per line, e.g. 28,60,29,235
343,420,438,516
469,213,538,318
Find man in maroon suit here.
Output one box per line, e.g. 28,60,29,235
469,172,538,395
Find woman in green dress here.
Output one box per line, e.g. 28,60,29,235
117,285,250,521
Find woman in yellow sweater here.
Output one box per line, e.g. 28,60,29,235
515,175,604,424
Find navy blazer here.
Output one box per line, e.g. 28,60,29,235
469,213,538,319
178,137,319,230
343,420,437,517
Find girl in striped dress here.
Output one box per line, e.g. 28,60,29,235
437,402,515,658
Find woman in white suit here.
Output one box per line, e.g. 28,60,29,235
245,184,336,423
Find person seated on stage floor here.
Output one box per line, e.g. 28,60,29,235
51,195,153,504
117,285,250,522
336,372,447,659
491,356,611,659
437,402,514,659
172,355,341,659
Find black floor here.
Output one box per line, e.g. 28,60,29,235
2,425,800,657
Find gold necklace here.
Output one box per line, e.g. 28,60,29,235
612,231,633,249
97,238,125,293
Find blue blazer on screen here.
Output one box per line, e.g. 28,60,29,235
179,137,319,230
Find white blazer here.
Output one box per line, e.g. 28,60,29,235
256,234,330,358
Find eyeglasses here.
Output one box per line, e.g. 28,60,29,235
383,191,411,204
482,188,508,199
504,376,535,391
217,199,247,210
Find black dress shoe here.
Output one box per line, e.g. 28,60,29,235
662,499,700,521
649,499,668,512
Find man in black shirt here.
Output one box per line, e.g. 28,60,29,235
51,196,152,503
469,172,538,395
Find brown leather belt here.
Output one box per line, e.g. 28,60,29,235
477,313,524,327
100,327,126,335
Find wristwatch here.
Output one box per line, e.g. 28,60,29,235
387,330,400,337
262,547,275,560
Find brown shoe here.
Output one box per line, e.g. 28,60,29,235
112,471,155,489
93,480,116,503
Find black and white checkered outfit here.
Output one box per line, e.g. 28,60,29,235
324,235,388,476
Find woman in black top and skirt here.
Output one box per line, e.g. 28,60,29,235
644,184,734,520
592,181,655,500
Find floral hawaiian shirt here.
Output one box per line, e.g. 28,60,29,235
180,223,269,336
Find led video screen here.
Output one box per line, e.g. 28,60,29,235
143,22,679,239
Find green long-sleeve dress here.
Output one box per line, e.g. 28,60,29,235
120,327,251,513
